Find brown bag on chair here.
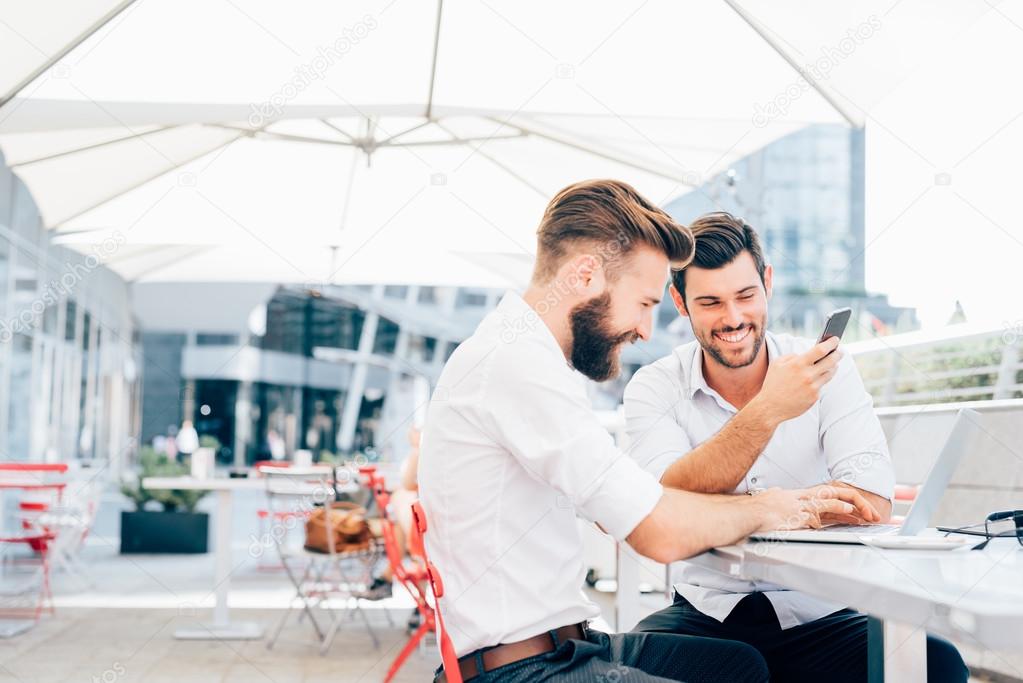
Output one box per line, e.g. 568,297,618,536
304,501,373,553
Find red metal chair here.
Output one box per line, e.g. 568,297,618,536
0,464,68,629
359,466,437,682
891,484,919,524
411,500,462,683
0,531,56,623
0,463,69,552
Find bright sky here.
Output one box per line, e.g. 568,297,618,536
859,5,1023,331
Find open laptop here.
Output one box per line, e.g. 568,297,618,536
749,408,981,545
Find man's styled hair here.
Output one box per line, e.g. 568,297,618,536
532,179,694,283
670,211,766,304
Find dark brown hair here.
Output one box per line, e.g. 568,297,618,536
533,179,693,283
671,211,766,304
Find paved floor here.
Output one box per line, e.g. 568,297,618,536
1,488,442,683
1,605,431,683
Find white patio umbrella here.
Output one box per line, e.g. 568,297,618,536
0,0,135,108
0,0,1014,295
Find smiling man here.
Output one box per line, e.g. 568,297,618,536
417,183,875,683
624,211,967,682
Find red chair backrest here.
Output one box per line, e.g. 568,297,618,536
411,501,462,683
894,484,918,502
0,463,69,473
253,460,291,474
361,468,408,576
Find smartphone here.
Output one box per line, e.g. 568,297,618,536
815,307,852,362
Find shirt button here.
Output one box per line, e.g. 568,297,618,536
750,477,758,484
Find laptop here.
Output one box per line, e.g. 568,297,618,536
749,408,981,545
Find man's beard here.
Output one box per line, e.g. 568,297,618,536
569,292,639,382
695,316,767,369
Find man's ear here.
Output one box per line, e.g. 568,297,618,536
763,264,773,301
668,283,689,318
562,253,604,296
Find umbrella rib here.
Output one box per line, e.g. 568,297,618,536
211,124,354,146
0,0,139,109
124,245,215,283
491,116,699,186
721,0,862,128
100,243,183,265
377,120,432,146
424,0,445,120
52,131,247,229
434,121,547,198
381,132,524,148
9,125,179,168
319,119,357,142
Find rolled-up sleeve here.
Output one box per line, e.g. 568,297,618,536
478,345,663,541
623,364,693,482
819,353,895,501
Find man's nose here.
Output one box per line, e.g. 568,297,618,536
722,301,744,328
636,310,653,342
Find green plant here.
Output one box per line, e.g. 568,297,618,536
199,435,221,450
120,446,210,513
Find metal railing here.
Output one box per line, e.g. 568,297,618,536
847,320,1023,407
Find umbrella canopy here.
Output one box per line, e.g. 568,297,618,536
0,0,847,287
0,0,1013,294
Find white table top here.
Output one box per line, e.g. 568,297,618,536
142,462,402,493
689,534,1023,650
142,476,276,491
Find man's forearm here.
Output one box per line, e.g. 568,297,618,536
659,398,779,493
627,489,764,563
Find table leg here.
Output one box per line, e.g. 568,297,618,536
868,616,926,683
174,489,263,640
615,542,643,631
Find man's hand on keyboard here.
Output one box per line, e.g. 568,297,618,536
801,482,881,526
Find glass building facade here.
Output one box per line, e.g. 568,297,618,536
136,283,491,468
665,124,916,337
0,154,140,474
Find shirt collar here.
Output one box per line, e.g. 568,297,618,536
495,290,567,360
680,330,780,400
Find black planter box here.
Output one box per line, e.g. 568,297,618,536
120,510,209,554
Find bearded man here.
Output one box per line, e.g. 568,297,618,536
417,182,875,683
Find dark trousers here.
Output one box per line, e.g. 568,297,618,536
634,592,969,683
453,627,769,682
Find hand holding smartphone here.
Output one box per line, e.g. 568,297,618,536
815,308,851,363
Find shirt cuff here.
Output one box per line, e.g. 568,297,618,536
577,455,664,542
830,451,896,503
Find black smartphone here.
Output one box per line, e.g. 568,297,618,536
815,307,852,362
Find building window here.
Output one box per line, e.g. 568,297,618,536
383,285,408,300
407,335,437,363
373,317,400,355
196,333,240,346
457,289,487,307
308,297,365,353
65,299,77,341
417,287,438,305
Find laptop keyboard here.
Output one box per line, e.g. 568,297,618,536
823,523,902,534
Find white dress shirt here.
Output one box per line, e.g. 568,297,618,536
419,291,664,656
623,331,894,629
